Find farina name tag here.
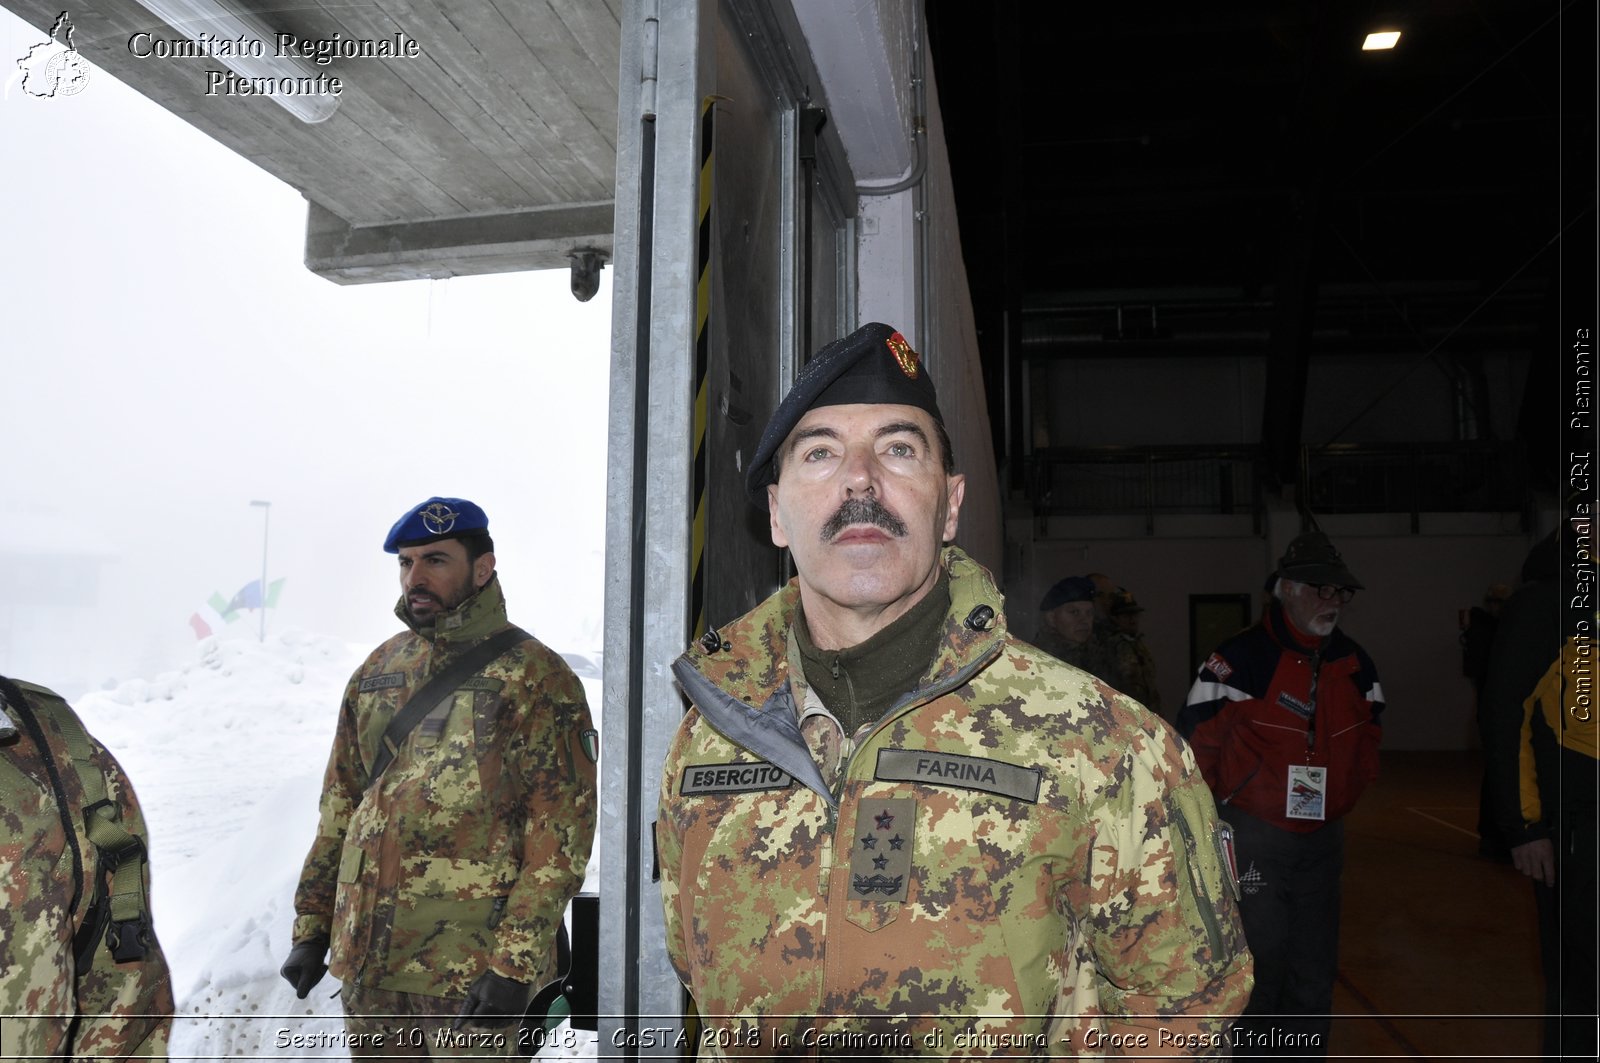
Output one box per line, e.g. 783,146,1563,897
679,761,793,796
874,748,1042,803
1286,764,1328,821
357,672,406,693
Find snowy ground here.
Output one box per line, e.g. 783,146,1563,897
74,629,601,1060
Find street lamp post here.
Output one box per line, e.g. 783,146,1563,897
250,500,270,642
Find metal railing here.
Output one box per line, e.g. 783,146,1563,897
1025,441,1528,522
1028,446,1264,518
1302,441,1528,520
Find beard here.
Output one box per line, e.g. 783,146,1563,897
405,574,478,623
819,495,908,541
1305,611,1339,637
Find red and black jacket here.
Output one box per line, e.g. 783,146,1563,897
1177,604,1384,831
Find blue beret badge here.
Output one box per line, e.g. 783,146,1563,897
383,496,490,553
420,501,460,536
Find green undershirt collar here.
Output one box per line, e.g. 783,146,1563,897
794,568,952,736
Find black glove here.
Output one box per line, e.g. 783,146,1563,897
280,936,330,999
453,970,532,1029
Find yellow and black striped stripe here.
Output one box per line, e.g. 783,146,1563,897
690,96,715,640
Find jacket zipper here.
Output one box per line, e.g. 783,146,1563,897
828,641,1007,808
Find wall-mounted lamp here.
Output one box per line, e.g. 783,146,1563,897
1362,31,1402,51
569,249,606,303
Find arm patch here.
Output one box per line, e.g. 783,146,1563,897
1204,653,1233,680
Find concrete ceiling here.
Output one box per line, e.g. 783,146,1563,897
6,0,621,282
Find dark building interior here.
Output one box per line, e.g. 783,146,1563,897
928,0,1582,515
927,6,1593,1056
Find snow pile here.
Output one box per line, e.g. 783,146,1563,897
72,628,600,1060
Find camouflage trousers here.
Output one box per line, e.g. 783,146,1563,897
341,984,529,1060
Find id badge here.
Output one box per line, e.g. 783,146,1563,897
1286,764,1327,821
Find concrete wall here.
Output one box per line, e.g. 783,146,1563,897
793,0,1003,575
915,55,1002,575
843,22,1003,574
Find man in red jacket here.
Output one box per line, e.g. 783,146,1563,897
1177,531,1383,1058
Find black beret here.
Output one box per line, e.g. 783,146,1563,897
745,322,943,505
383,496,490,553
1039,576,1096,612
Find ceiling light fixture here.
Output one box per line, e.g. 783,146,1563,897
1362,30,1402,51
132,0,342,123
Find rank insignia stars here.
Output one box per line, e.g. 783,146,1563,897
849,798,914,903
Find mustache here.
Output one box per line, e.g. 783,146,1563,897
820,496,907,541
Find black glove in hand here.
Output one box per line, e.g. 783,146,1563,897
453,970,532,1030
280,936,330,999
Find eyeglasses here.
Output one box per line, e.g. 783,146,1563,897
1312,585,1356,604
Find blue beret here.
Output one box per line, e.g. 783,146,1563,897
383,497,490,553
1039,576,1095,612
745,322,944,506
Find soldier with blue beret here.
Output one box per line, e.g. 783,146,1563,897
285,496,597,1057
658,322,1251,1057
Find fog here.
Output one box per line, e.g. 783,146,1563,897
2,9,612,697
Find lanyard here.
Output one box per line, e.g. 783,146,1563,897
1305,649,1321,755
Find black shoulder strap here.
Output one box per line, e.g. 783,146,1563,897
367,626,530,787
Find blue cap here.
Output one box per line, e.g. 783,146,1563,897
745,322,944,506
383,497,490,553
1039,576,1095,612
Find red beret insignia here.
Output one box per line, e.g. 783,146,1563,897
885,332,920,379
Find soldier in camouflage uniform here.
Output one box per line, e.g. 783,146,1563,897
1033,575,1119,686
1107,589,1163,719
1,675,173,1061
657,324,1251,1059
284,498,597,1058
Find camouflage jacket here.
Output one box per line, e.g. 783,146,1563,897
1,678,173,1061
1110,632,1163,718
292,576,597,997
658,548,1252,1059
1032,627,1119,689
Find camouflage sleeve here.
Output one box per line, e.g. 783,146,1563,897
489,656,598,984
73,743,175,1062
1062,710,1252,1055
655,714,692,988
292,674,365,944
